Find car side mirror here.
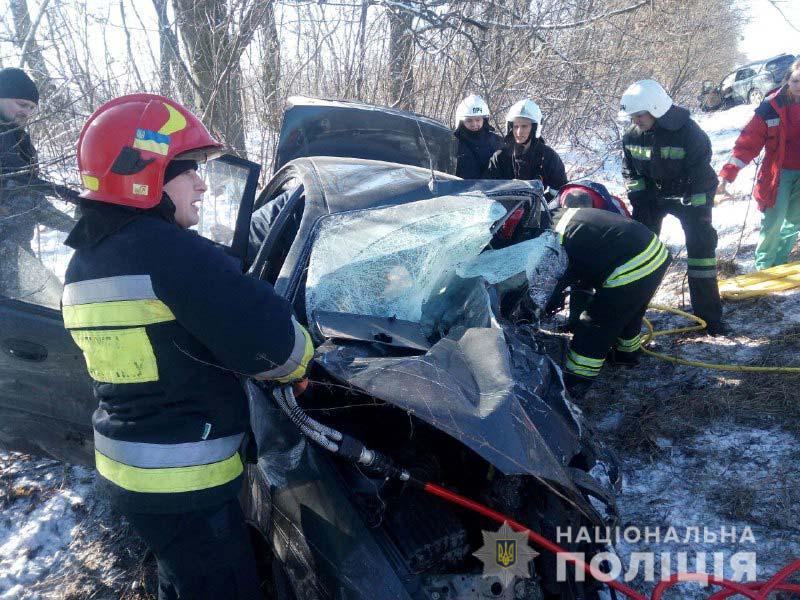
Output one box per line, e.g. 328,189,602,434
702,80,713,92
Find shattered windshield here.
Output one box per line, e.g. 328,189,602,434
306,193,564,337
306,194,506,325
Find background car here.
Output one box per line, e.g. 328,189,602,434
700,53,795,110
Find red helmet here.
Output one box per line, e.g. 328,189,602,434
77,93,224,208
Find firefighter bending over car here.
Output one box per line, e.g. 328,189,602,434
63,94,313,599
531,205,672,399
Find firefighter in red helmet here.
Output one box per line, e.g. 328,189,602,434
63,94,312,599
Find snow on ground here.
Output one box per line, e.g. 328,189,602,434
0,453,151,599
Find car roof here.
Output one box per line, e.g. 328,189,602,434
739,53,794,70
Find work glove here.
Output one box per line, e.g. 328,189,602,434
273,323,314,384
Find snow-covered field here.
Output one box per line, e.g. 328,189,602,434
3,101,800,599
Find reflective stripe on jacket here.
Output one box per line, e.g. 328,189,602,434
553,207,670,288
63,213,311,513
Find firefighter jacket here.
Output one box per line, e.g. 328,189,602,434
62,202,312,513
551,206,670,290
719,86,798,211
484,136,568,191
454,122,504,179
622,105,718,206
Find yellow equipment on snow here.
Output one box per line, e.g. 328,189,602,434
642,304,800,373
718,261,800,300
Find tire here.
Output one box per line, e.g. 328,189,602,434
748,88,764,105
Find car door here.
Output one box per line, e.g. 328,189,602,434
0,155,261,465
0,185,95,464
732,67,757,103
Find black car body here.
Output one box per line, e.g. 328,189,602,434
0,99,619,599
700,53,796,111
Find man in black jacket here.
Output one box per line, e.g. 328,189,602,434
453,94,504,179
485,98,568,193
620,79,725,335
64,94,313,599
0,68,75,305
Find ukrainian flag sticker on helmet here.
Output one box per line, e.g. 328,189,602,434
133,128,170,155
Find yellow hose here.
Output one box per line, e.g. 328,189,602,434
641,304,800,373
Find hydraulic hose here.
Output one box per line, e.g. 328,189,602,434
268,384,800,599
642,304,800,373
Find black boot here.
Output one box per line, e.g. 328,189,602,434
704,319,730,336
608,348,641,367
563,371,594,400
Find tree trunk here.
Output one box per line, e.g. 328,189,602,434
152,0,193,102
261,1,281,121
388,8,414,111
9,0,56,100
172,0,248,155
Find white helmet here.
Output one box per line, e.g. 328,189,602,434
506,99,543,138
619,79,673,119
455,94,490,125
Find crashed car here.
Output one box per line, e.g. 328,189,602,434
700,53,796,111
0,97,619,599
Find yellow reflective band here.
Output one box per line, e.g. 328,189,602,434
690,194,707,206
63,299,175,328
626,178,645,192
95,449,243,494
71,328,159,383
554,207,579,244
567,349,604,368
605,236,661,284
605,244,669,288
274,326,315,383
81,174,99,191
616,335,641,351
660,146,686,160
565,357,600,378
626,145,652,160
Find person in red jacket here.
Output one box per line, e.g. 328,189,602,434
719,59,800,270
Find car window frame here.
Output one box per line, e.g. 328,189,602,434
204,153,262,262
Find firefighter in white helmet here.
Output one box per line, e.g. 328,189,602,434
453,94,503,179
485,98,567,193
619,79,726,335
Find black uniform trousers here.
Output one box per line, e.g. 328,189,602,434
631,193,722,324
123,499,261,600
568,254,671,376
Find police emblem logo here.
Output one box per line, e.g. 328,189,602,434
496,539,516,568
473,521,538,588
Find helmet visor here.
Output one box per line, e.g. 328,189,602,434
174,145,225,162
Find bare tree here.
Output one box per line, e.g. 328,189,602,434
9,0,56,98
388,6,415,110
172,0,276,155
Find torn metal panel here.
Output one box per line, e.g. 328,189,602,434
315,324,603,520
